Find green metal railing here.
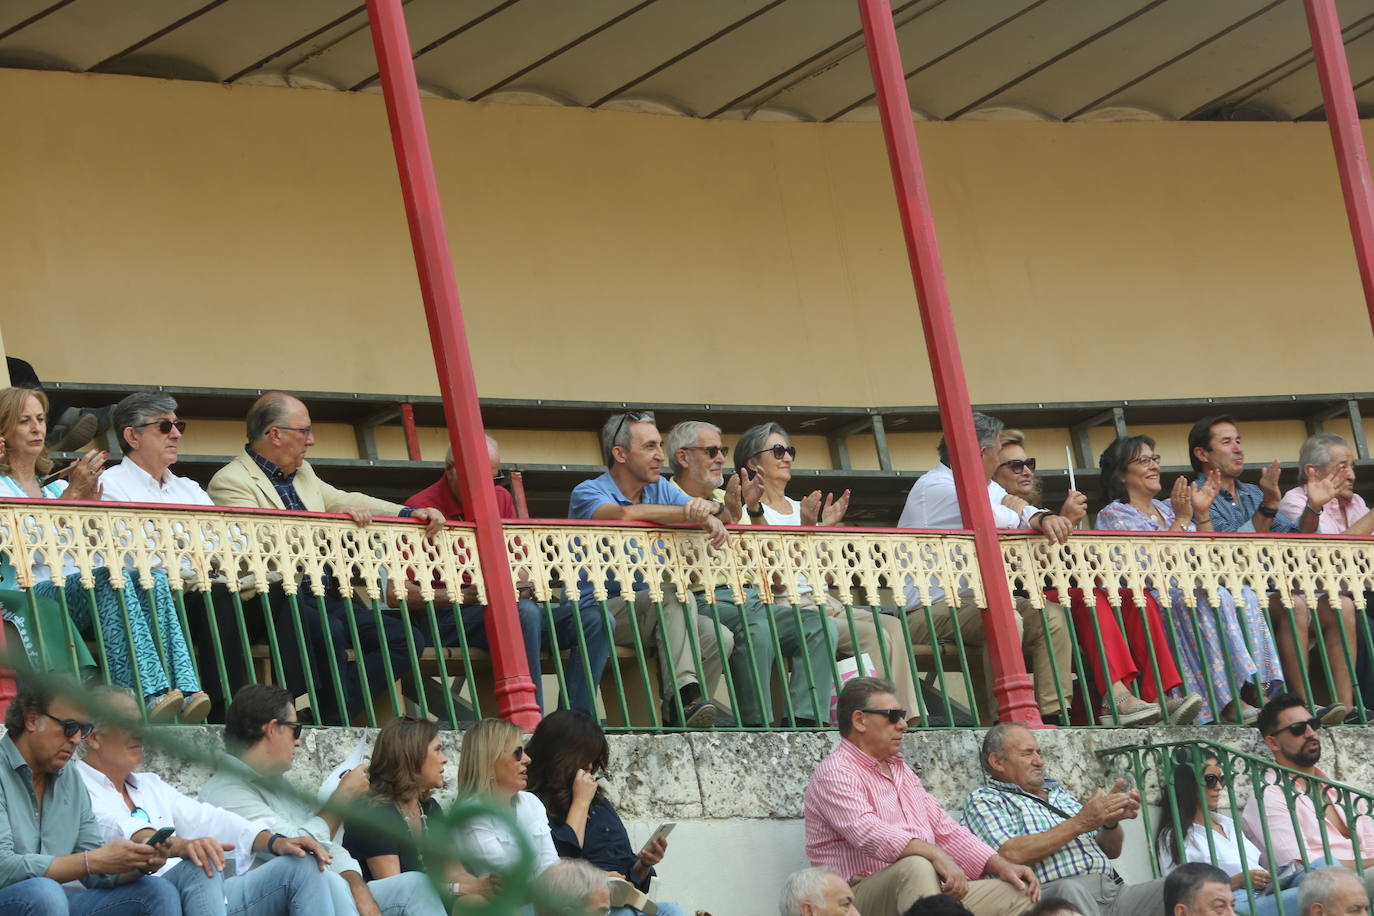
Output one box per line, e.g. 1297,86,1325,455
1097,739,1374,916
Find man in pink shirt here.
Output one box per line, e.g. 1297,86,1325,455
1242,694,1374,873
804,677,1039,916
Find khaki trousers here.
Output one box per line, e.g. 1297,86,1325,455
606,585,732,699
852,858,1033,916
795,591,922,718
912,593,1072,717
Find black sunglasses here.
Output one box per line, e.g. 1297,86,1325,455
999,458,1037,473
513,745,525,761
860,707,907,724
277,719,304,740
752,444,797,461
682,445,729,460
1203,773,1223,788
1269,717,1322,738
44,712,95,739
132,419,187,435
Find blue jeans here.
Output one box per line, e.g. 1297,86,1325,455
441,597,611,715
323,870,446,916
611,903,687,916
0,875,181,915
163,855,333,916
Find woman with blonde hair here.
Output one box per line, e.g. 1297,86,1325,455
0,386,206,721
454,717,559,898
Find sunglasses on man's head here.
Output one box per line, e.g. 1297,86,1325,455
999,458,1037,473
1269,717,1322,738
132,419,187,435
608,411,654,459
752,444,797,461
44,712,94,740
860,708,907,724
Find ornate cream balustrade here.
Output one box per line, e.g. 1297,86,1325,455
1,501,1371,730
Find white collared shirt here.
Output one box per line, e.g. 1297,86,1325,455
77,759,266,877
457,791,558,876
99,460,214,506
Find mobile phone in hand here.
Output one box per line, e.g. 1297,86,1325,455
642,822,675,852
145,826,175,846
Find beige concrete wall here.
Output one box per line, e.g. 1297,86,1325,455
4,68,1372,469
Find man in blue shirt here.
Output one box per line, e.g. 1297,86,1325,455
1185,415,1353,722
569,411,733,728
0,675,179,914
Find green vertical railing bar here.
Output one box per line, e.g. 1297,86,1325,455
1083,593,1117,725
225,590,255,686
597,601,632,728
193,591,232,708
892,606,932,726
944,600,978,726
170,589,201,684
541,600,570,712
1205,595,1244,726
111,586,146,704
255,592,286,690
283,592,321,720
138,584,170,676
921,604,955,726
701,598,744,730
68,586,111,685
420,600,459,728
447,602,481,722
367,597,401,719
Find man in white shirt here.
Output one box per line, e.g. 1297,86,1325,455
78,687,331,915
201,684,446,916
896,412,1073,724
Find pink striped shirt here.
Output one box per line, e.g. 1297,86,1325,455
804,738,997,881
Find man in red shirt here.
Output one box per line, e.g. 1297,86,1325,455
406,436,608,716
804,677,1038,916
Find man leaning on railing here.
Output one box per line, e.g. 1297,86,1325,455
207,392,443,726
567,411,733,729
961,722,1161,916
1242,695,1374,886
896,411,1073,725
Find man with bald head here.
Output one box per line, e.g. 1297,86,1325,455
405,433,610,716
208,391,443,725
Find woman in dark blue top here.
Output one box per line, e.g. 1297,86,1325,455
525,710,687,916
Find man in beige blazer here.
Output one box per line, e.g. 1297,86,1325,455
208,392,444,725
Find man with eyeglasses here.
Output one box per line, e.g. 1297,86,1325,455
962,723,1159,916
666,419,836,728
1241,694,1374,878
568,411,734,728
201,684,447,916
405,438,610,717
0,674,180,914
208,391,443,726
805,677,1039,916
896,411,1073,725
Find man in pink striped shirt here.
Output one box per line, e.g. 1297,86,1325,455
804,677,1039,916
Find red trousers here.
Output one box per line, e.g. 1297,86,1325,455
1046,587,1182,703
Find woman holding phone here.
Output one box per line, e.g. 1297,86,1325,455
526,710,687,916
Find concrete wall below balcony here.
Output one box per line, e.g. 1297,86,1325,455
137,725,1374,916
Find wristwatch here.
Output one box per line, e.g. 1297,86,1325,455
1256,504,1278,518
746,503,765,519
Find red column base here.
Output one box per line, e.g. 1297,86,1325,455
493,675,542,731
992,673,1046,728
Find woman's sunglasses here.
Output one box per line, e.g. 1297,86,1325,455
999,458,1037,473
512,746,525,761
1203,773,1223,788
752,444,797,461
132,419,187,435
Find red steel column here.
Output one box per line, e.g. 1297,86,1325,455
856,0,1040,724
1304,0,1374,334
365,0,540,728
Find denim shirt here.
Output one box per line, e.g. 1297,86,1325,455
1203,479,1298,534
0,734,113,889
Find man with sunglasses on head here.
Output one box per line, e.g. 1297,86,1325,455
208,392,443,727
78,686,332,916
201,684,447,916
405,438,610,718
667,420,837,728
1241,694,1374,879
569,411,734,728
897,412,1074,725
805,677,1039,916
0,674,180,914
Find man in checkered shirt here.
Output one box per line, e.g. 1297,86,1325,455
961,723,1166,916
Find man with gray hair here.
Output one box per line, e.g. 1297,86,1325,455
100,391,210,505
1275,433,1372,722
668,419,836,727
896,412,1073,724
780,866,861,916
407,435,610,716
1298,867,1370,916
962,723,1157,916
805,677,1038,916
569,411,733,728
532,859,612,916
